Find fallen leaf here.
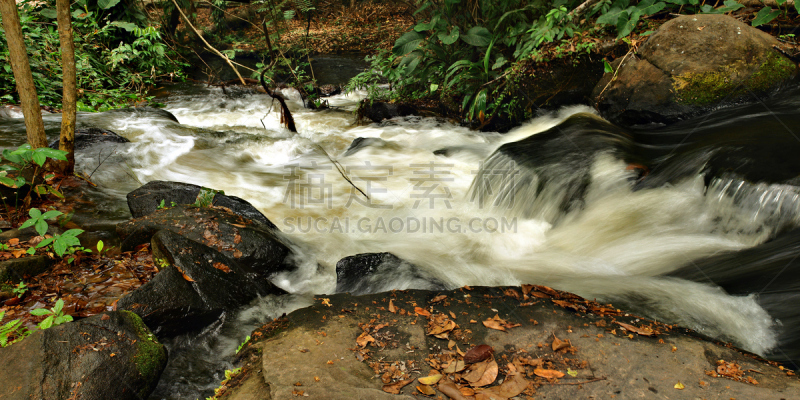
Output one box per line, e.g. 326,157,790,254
415,307,431,317
10,249,26,258
463,344,494,364
534,368,565,379
503,288,521,299
449,311,456,319
175,266,195,282
567,368,578,377
551,334,570,352
7,238,18,246
470,360,498,387
356,331,375,347
428,318,457,337
486,372,529,398
212,262,231,273
482,317,506,332
443,360,467,373
388,299,396,313
431,294,447,303
463,360,490,382
416,384,436,395
438,380,469,400
716,360,744,379
616,322,655,336
674,382,685,390
321,298,332,307
382,378,414,394
418,374,442,385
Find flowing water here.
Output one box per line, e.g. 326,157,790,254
3,82,800,399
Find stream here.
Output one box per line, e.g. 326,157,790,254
2,78,800,398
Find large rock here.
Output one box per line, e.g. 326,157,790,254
117,204,291,278
48,127,130,150
0,311,166,400
359,101,417,123
126,180,275,228
117,230,286,337
593,14,797,125
335,252,445,295
225,286,800,400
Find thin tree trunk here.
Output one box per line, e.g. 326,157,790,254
57,0,76,174
0,0,46,149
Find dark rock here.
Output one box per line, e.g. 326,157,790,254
343,137,401,156
104,107,180,123
0,311,166,400
48,127,130,150
359,101,417,123
593,14,797,126
0,255,52,283
118,230,286,337
126,180,275,227
318,84,341,97
117,204,291,278
335,252,445,295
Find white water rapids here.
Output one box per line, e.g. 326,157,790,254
26,83,800,398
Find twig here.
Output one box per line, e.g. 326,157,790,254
596,47,636,99
543,377,607,385
169,0,246,85
568,0,603,19
88,146,117,179
73,172,97,187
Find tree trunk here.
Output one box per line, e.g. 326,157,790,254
56,0,76,174
0,0,47,149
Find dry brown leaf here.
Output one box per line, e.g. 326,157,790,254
415,307,431,317
443,360,467,373
449,311,457,319
10,249,26,258
463,360,490,382
431,294,448,303
551,334,570,352
382,378,414,394
482,317,506,332
7,238,19,246
459,386,475,396
428,319,457,337
520,284,533,296
463,344,494,364
503,288,521,299
356,331,375,347
470,360,498,387
716,360,744,379
417,384,436,395
418,374,442,385
491,373,529,397
175,266,195,282
212,262,231,273
616,322,655,336
321,298,332,307
534,368,565,379
438,380,469,400
388,299,396,313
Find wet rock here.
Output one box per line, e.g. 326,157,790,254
0,255,52,283
359,101,417,123
343,137,401,156
104,107,179,123
335,252,445,295
225,287,800,400
118,230,286,337
48,127,130,150
126,180,275,227
593,14,797,126
0,311,166,400
118,204,290,277
318,84,342,97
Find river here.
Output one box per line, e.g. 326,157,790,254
2,81,800,399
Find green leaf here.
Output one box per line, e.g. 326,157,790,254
461,26,492,47
54,239,67,256
38,316,54,330
40,8,57,19
36,237,54,249
283,10,295,20
29,308,51,316
720,0,745,13
438,27,459,45
414,17,439,32
97,0,121,9
604,60,614,73
597,6,624,25
752,7,780,27
41,210,62,220
0,176,16,188
110,21,138,32
430,83,439,92
54,299,64,314
97,240,104,253
34,219,48,237
392,31,425,57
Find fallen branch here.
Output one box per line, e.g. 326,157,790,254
169,0,246,85
568,0,602,19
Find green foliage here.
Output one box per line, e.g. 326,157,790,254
194,187,221,208
29,298,72,330
0,0,187,111
19,208,62,237
0,310,27,347
30,228,84,258
236,335,250,354
12,281,27,298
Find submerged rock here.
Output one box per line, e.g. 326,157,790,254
118,230,286,337
0,311,166,400
225,286,800,400
359,101,417,123
593,14,797,126
335,252,445,295
48,127,130,150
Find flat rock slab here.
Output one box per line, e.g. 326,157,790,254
227,286,800,400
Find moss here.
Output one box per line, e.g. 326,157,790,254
673,51,796,105
119,310,166,397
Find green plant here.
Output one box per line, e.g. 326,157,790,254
0,310,27,347
236,335,251,354
30,298,73,330
19,208,62,237
12,281,27,298
193,187,221,208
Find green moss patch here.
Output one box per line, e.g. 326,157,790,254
120,310,166,397
673,51,796,106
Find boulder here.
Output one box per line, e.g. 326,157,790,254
0,255,52,283
224,286,800,400
48,127,129,150
126,180,275,228
335,252,445,295
593,14,797,126
117,230,286,337
358,101,417,123
117,205,291,278
0,311,166,400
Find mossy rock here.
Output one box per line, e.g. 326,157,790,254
593,14,798,126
